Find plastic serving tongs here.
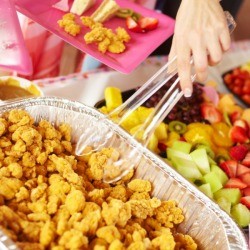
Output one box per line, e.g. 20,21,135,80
75,11,236,183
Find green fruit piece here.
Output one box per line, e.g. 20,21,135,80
190,148,210,175
208,156,216,165
211,165,228,185
176,164,203,181
168,121,187,134
203,172,223,193
214,188,241,205
231,203,250,228
115,8,134,18
217,197,231,214
172,141,192,154
199,183,213,199
167,148,191,161
194,144,215,159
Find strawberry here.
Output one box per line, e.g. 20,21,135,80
229,144,249,161
229,126,249,144
239,172,250,185
200,103,222,124
237,163,250,176
158,142,167,152
224,178,247,189
219,160,237,178
233,119,249,133
138,17,158,31
240,196,250,209
230,111,242,124
126,16,143,33
242,187,250,196
242,152,250,167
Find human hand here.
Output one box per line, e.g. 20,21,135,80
168,0,231,97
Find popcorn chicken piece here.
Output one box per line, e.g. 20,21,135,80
0,177,23,200
27,212,50,222
58,16,81,36
108,184,128,202
116,27,130,43
101,199,131,227
47,195,60,215
108,40,125,54
109,239,125,250
81,16,96,28
30,183,48,202
15,187,29,202
16,242,45,250
37,152,48,165
174,233,197,250
89,238,108,249
40,220,56,247
65,189,85,215
49,154,82,186
128,198,161,219
127,241,145,250
155,201,184,228
151,233,176,250
127,179,151,193
59,229,88,249
54,207,71,235
8,162,23,178
28,200,47,213
20,221,42,243
0,136,12,148
6,139,26,158
129,192,150,200
0,118,8,136
58,123,71,142
96,225,121,244
8,109,32,124
44,139,64,155
74,210,101,235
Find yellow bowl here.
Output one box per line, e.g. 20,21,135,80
0,76,43,100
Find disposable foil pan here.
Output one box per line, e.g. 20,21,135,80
0,97,248,250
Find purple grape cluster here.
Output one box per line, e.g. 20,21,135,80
143,81,205,124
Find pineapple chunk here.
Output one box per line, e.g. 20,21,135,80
104,87,123,111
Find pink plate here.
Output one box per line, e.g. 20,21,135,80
0,0,32,75
14,0,175,74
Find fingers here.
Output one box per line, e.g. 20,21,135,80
219,27,231,52
191,34,208,83
206,31,222,66
175,35,192,97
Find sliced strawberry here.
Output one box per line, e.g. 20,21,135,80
242,152,250,167
225,178,247,189
242,187,250,196
230,111,242,124
220,160,237,178
237,163,250,176
200,103,222,124
239,172,250,186
126,16,143,33
240,196,250,209
233,119,249,133
229,126,249,144
138,17,158,31
229,144,249,161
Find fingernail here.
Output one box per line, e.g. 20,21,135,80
184,88,192,97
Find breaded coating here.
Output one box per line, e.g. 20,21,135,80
96,225,121,244
127,179,151,193
102,199,131,227
128,197,161,219
0,110,196,250
82,17,130,54
155,201,185,228
58,13,81,36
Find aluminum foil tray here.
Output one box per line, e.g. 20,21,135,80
0,97,248,250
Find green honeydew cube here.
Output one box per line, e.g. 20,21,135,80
190,148,210,174
214,188,241,205
211,165,228,185
198,183,213,199
216,197,231,214
203,172,223,193
171,141,192,154
176,164,203,181
167,148,192,161
231,203,250,228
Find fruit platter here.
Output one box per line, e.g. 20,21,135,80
223,61,250,106
97,80,250,230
